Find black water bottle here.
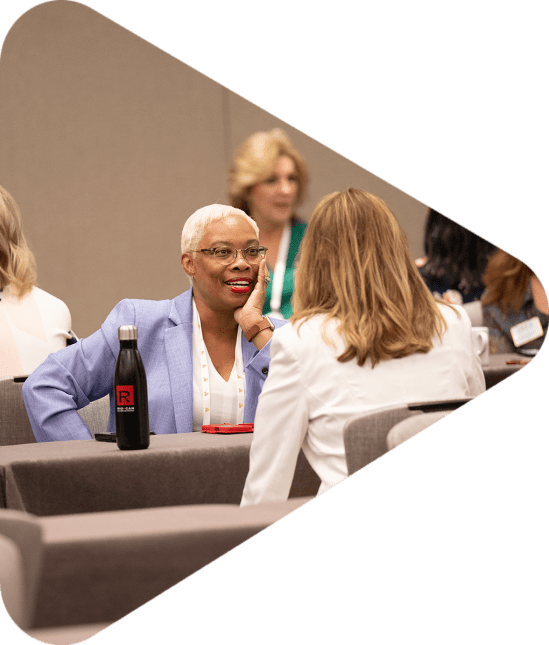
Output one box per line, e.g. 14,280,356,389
114,325,150,450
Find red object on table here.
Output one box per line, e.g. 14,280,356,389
201,423,254,434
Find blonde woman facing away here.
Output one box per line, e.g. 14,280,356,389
0,185,72,378
228,128,309,320
241,188,485,505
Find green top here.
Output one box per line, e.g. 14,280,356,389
263,220,307,320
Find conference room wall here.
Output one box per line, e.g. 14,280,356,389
0,2,428,338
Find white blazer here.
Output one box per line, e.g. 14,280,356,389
241,303,486,505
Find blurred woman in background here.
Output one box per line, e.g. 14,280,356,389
228,128,309,319
481,249,548,355
416,208,496,305
0,185,72,378
242,189,485,505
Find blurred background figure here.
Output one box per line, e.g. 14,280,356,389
241,189,485,505
481,249,548,355
227,128,309,319
416,208,496,305
0,185,72,378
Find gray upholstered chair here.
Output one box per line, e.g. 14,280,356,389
463,300,483,326
0,378,35,446
0,533,26,627
343,399,472,475
386,410,450,450
0,376,110,444
76,395,110,437
0,509,43,629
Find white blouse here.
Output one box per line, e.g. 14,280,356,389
191,299,246,432
241,303,486,505
0,285,72,378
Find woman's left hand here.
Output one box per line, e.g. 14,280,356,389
234,259,270,329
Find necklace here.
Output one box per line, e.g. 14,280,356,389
192,299,245,426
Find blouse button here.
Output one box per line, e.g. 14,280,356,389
261,367,269,375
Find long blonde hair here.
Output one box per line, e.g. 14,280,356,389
227,128,309,214
0,185,37,297
293,188,450,367
481,249,532,312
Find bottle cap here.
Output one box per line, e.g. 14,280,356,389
118,325,138,341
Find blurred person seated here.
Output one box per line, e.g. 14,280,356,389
227,128,309,320
481,249,548,355
0,185,72,378
23,204,284,442
241,189,485,505
416,208,496,305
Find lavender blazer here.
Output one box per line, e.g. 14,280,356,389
23,289,286,442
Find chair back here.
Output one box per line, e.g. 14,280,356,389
0,533,26,627
0,509,43,629
463,300,483,326
0,377,36,446
343,398,472,475
386,410,451,450
77,396,110,437
0,377,110,443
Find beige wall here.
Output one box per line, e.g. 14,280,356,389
0,2,428,338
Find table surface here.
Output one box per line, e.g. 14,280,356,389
25,623,113,644
31,497,312,628
482,352,532,389
0,430,251,466
0,431,320,514
0,433,319,629
482,352,532,372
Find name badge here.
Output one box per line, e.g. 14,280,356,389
510,316,544,347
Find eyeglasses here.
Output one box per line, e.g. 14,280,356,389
195,246,268,265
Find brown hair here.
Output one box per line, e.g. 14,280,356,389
0,185,37,297
292,188,451,367
481,249,533,313
227,128,309,214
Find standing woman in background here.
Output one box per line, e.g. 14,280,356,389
227,128,309,319
0,185,72,378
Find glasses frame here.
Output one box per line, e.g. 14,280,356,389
194,246,269,265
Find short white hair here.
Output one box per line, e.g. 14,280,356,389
181,204,259,255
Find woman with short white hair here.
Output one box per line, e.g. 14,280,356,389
24,204,283,441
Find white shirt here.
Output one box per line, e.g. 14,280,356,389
191,300,246,432
241,303,486,505
0,285,72,378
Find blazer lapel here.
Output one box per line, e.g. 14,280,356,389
164,290,193,433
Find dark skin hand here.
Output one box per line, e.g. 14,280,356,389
234,258,273,350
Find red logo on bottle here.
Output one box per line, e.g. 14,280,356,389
116,385,134,406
